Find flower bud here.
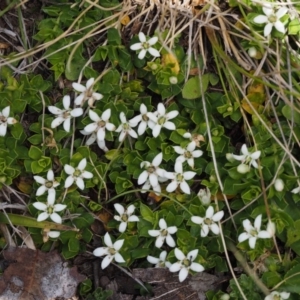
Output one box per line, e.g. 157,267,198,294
237,164,250,174
248,47,257,58
197,188,211,205
274,178,284,192
226,153,235,163
220,294,230,300
169,76,178,84
267,220,276,237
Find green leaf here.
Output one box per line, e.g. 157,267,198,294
107,28,121,45
73,213,94,229
282,105,300,125
140,203,154,223
68,237,80,253
10,123,23,140
28,145,43,160
281,264,300,293
182,75,209,99
131,248,150,259
105,149,121,160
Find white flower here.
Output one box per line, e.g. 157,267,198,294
33,170,60,201
238,214,271,249
291,186,300,194
183,132,205,148
253,3,288,37
274,179,284,192
47,231,61,238
115,112,138,141
232,144,261,173
0,106,17,136
129,104,155,135
32,197,66,224
191,206,224,237
147,103,179,138
64,158,93,190
83,109,115,141
165,161,196,195
80,129,109,152
130,32,160,60
138,153,166,194
265,291,290,300
114,204,139,232
72,78,103,107
148,218,177,248
93,232,125,269
173,143,203,169
169,248,204,282
197,187,211,205
147,251,171,268
48,95,83,132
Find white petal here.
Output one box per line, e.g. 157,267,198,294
167,226,177,234
174,248,185,260
254,215,262,231
148,36,158,45
51,117,65,129
48,231,60,238
163,121,175,130
179,268,189,282
33,176,46,185
276,7,288,19
70,108,83,117
149,173,158,187
152,124,161,138
210,223,220,235
76,177,85,190
183,171,196,180
92,92,103,101
192,150,203,158
280,292,291,299
190,262,204,273
238,232,250,243
104,232,113,247
89,110,100,122
114,203,125,215
206,206,214,218
187,249,198,261
155,236,165,248
138,32,146,43
48,106,63,115
50,213,62,224
128,215,139,222
152,152,163,167
130,115,142,124
93,247,109,257
101,109,111,121
114,239,124,251
36,185,47,196
47,191,56,205
64,176,74,188
62,95,70,109
262,4,273,16
191,216,204,225
264,23,273,37
138,49,147,60
166,110,179,120
169,262,182,272
166,181,178,193
159,218,167,229
201,225,209,237
114,252,125,263
174,160,183,173
159,251,167,261
180,181,191,194
37,212,49,222
251,151,261,160
148,230,160,237
166,235,176,247
128,128,138,138
257,230,271,239
249,236,257,249
63,118,71,132
86,78,95,89
78,158,87,171
274,21,285,33
74,94,85,105
147,256,159,264
82,170,93,179
254,15,268,25
64,165,75,175
84,123,98,133
97,128,105,141
119,112,127,123
126,204,135,215
119,130,126,141
138,170,149,185
243,219,253,232
212,211,224,222
72,82,86,92
106,123,116,132
101,255,113,269
130,42,142,51
53,204,67,212
173,146,185,154
47,170,54,181
2,106,10,117
148,47,160,58
33,202,47,211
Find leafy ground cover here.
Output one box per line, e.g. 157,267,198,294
0,0,300,299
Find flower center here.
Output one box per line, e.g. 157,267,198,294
74,169,81,177
161,229,168,236
158,116,166,125
142,42,150,49
142,114,149,121
47,205,54,214
109,248,116,255
268,14,278,23
0,116,7,123
250,229,258,237
123,123,130,130
86,89,94,98
176,173,184,182
63,111,71,119
183,257,191,267
184,151,193,159
204,218,212,225
45,181,53,188
121,213,128,222
98,120,106,127
147,166,156,173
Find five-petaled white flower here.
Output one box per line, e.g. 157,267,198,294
148,218,178,248
165,161,196,195
83,109,115,141
33,170,60,203
147,103,179,138
72,78,103,107
147,250,171,268
173,143,203,169
0,106,17,136
129,104,155,135
264,291,290,300
191,206,224,237
64,158,93,190
114,203,139,233
48,95,83,132
93,232,125,269
32,197,66,224
130,32,160,60
253,3,288,37
232,144,261,173
115,112,138,141
238,214,271,249
169,248,205,282
138,153,166,194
